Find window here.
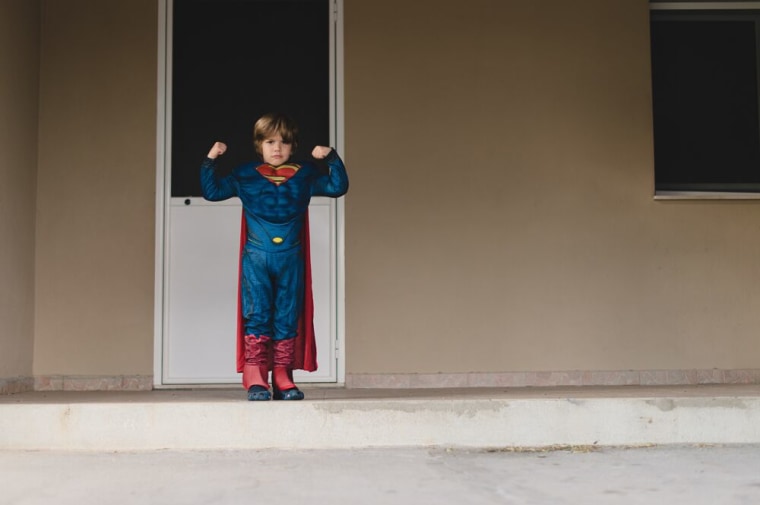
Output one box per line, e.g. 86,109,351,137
650,3,760,195
171,0,330,197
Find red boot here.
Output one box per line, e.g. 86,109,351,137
243,335,271,401
272,338,304,401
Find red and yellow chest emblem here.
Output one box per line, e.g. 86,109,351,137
256,163,301,186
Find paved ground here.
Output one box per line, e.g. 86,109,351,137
3,384,759,404
2,445,759,504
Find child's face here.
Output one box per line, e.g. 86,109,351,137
261,134,292,166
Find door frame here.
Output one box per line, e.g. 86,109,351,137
153,0,346,387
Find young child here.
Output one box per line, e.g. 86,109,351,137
200,112,349,401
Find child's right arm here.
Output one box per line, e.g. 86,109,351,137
200,141,237,201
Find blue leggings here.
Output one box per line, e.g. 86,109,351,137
240,244,304,341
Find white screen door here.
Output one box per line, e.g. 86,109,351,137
157,0,342,385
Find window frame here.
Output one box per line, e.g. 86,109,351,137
650,1,760,200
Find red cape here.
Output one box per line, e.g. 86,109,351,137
235,211,318,373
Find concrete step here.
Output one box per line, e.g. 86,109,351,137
1,385,759,451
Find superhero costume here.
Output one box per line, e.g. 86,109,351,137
200,149,348,396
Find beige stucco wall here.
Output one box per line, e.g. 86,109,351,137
19,0,760,384
33,0,156,376
0,0,40,381
344,0,760,374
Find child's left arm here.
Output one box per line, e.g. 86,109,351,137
311,146,349,197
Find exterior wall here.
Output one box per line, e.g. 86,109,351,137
33,0,156,385
343,0,760,378
14,0,760,390
0,0,40,393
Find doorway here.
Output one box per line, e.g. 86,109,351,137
155,0,344,385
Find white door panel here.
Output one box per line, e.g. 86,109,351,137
164,197,336,384
156,0,344,386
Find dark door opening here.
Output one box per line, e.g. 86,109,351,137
171,0,330,197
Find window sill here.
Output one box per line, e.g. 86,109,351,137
654,191,760,200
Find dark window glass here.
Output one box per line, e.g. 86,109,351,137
651,11,760,192
172,0,330,197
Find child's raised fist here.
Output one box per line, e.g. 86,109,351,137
311,146,331,159
207,142,227,159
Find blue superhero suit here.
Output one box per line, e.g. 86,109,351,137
201,149,349,346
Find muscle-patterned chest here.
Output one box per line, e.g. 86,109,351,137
236,163,312,220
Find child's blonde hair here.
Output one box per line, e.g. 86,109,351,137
253,112,298,157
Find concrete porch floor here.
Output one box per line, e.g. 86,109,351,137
1,384,759,451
